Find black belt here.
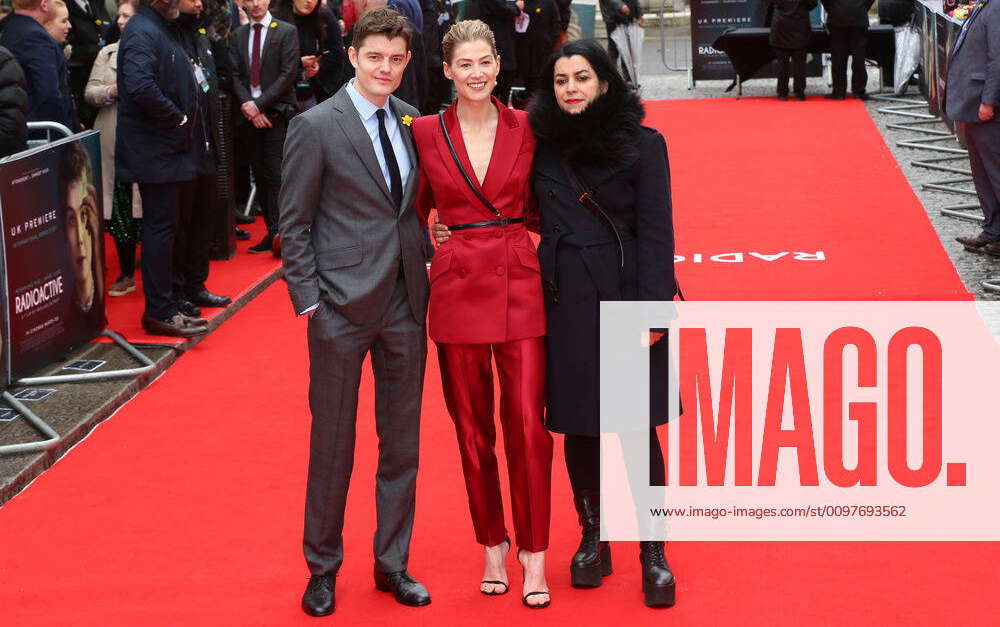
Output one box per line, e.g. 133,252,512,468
448,217,524,231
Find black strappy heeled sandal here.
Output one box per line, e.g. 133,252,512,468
517,549,551,609
480,537,511,596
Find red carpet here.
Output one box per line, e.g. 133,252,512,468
100,218,281,344
645,97,970,300
0,99,992,625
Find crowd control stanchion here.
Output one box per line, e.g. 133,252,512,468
871,93,979,222
24,120,73,148
0,330,157,456
0,392,60,455
13,329,156,386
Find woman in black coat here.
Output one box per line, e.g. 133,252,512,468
432,38,677,608
529,39,676,608
273,0,345,110
767,0,817,100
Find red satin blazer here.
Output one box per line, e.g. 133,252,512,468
413,98,546,345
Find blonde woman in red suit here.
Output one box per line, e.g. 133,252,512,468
411,19,552,610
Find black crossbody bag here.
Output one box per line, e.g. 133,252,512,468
438,112,523,230
560,158,685,300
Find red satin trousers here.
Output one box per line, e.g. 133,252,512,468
436,337,552,552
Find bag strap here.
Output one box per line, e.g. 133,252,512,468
560,157,626,270
562,157,686,300
438,112,502,218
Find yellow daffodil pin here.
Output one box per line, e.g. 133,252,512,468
198,27,207,34
401,115,413,126
270,21,278,29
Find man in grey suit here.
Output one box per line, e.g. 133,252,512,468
948,0,1000,255
277,7,431,617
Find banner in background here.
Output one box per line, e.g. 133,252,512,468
691,0,760,81
0,132,105,387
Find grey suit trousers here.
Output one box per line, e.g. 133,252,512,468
303,277,427,576
958,120,1000,241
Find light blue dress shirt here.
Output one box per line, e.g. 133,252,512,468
345,79,412,194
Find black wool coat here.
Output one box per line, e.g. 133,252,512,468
0,44,27,158
116,3,201,184
821,0,875,28
768,0,817,50
514,0,561,79
530,91,677,436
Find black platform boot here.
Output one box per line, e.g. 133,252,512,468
639,541,676,607
570,490,612,587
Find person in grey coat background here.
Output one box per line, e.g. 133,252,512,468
948,0,1000,256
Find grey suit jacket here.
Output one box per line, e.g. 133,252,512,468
278,86,430,325
945,0,1000,123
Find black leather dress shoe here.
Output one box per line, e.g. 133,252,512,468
176,299,202,317
824,93,846,100
187,288,232,308
236,213,255,225
374,570,431,607
235,227,250,241
301,574,335,617
248,234,274,254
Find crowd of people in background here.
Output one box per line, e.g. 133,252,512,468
0,0,585,337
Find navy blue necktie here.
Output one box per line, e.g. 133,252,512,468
376,109,403,210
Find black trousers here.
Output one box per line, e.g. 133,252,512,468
564,429,666,494
774,47,807,96
173,172,216,296
239,115,287,234
959,120,1000,241
138,181,184,321
829,25,868,96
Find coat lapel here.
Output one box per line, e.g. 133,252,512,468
433,103,504,220
332,89,394,206
954,0,989,55
480,99,524,205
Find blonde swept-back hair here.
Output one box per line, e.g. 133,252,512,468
441,19,497,65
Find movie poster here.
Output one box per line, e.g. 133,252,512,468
691,0,759,81
0,132,105,385
935,12,956,130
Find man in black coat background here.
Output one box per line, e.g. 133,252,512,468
117,0,207,337
65,0,112,127
767,0,817,100
947,0,1000,255
821,0,874,99
0,0,78,130
0,43,27,158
